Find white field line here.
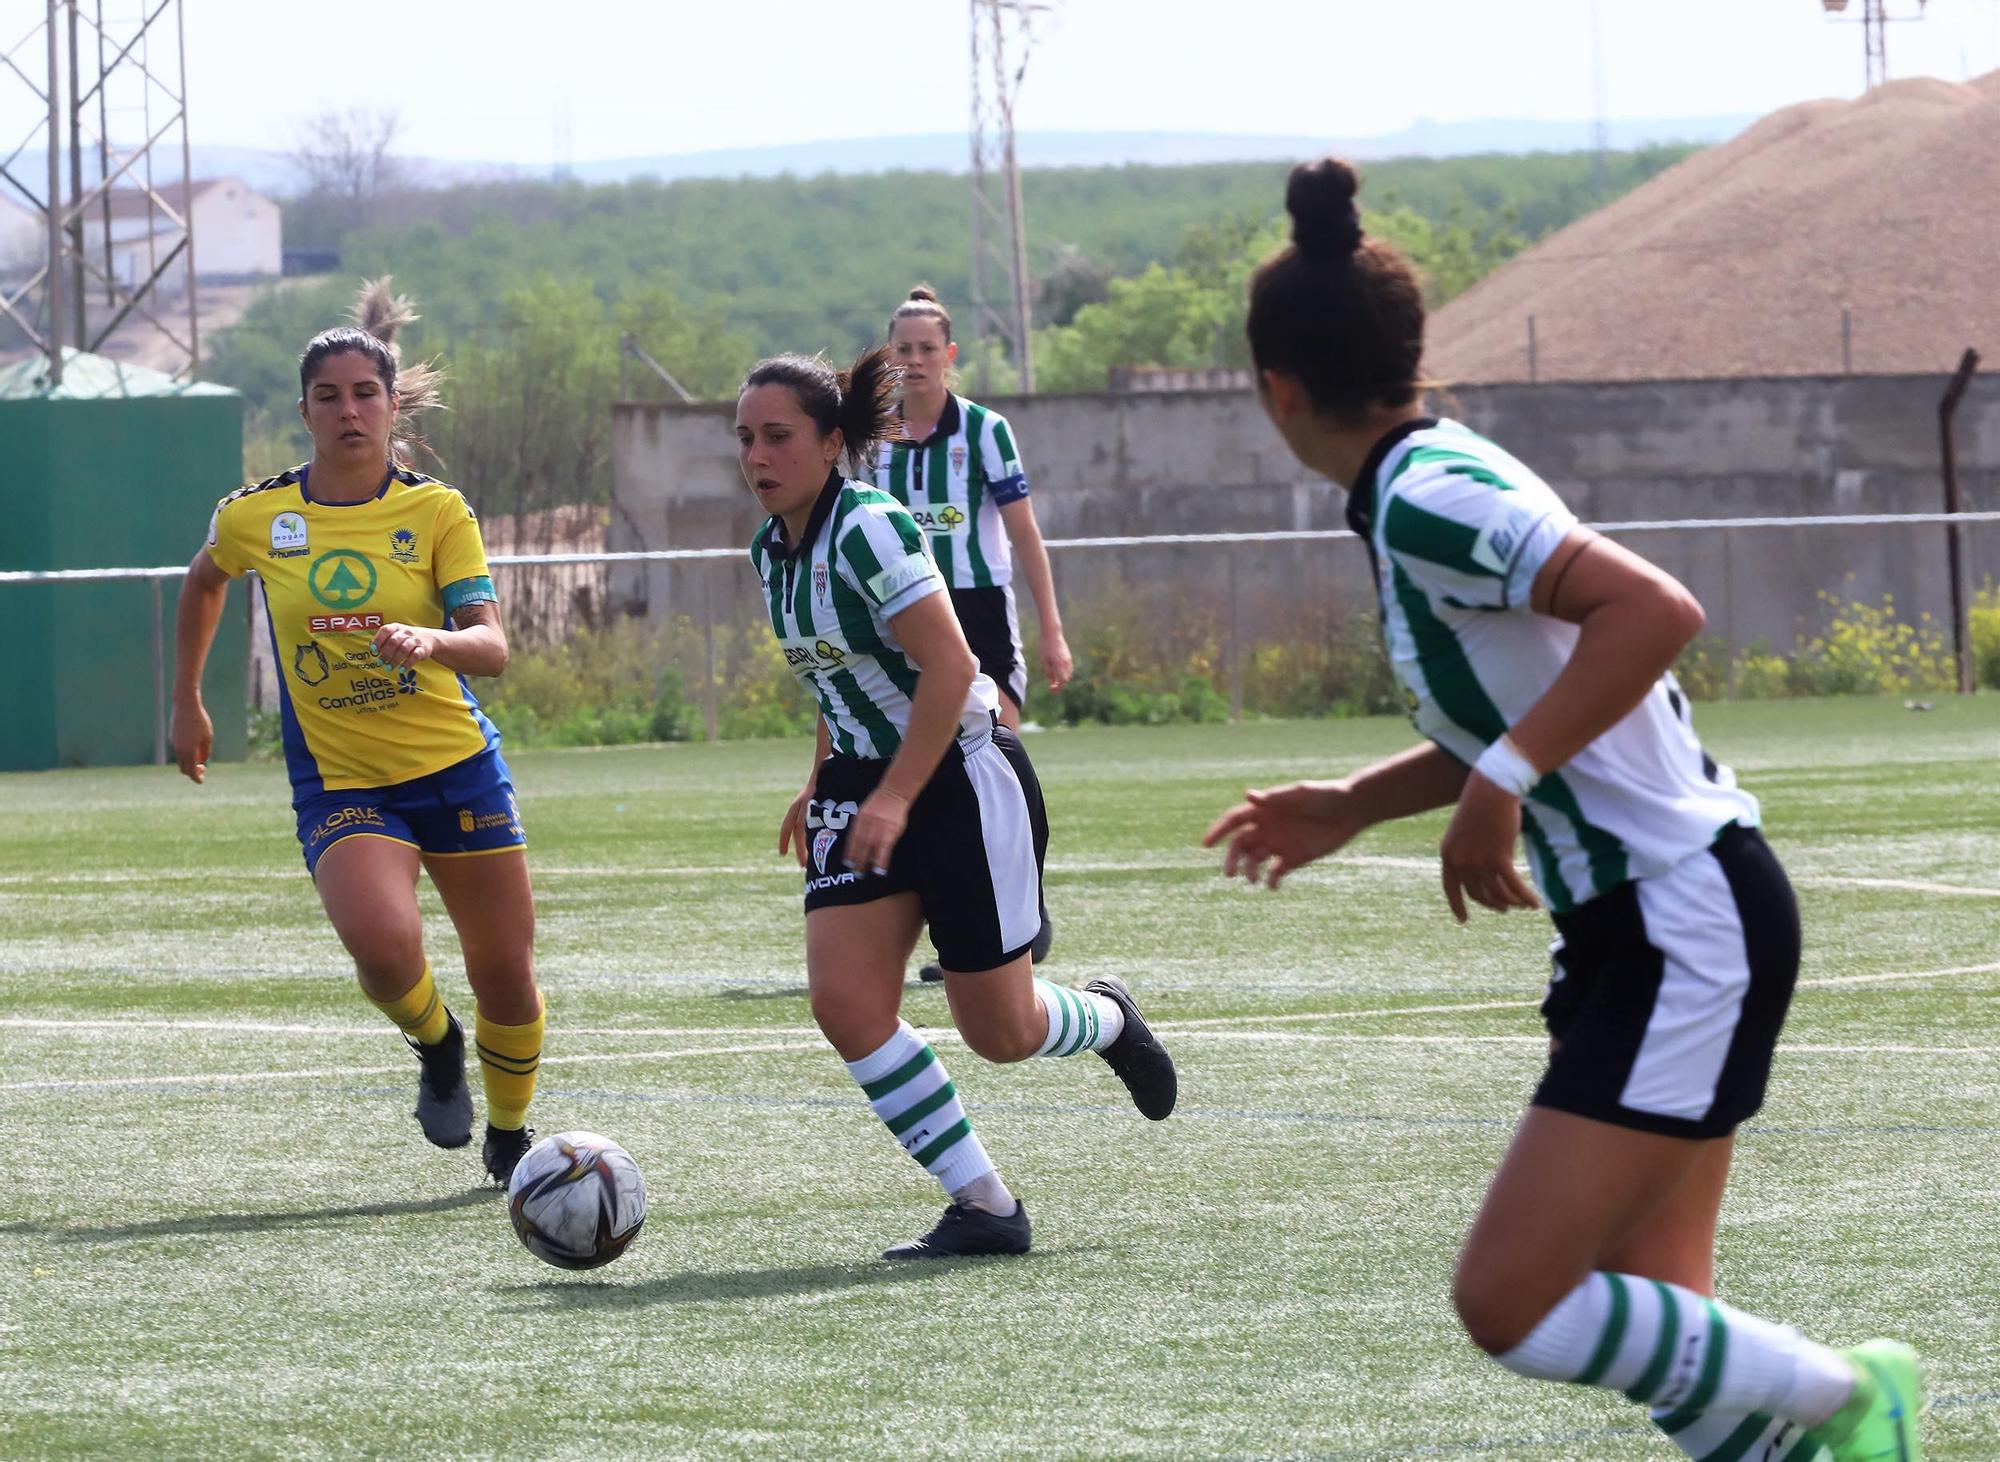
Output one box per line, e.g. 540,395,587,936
5,858,1995,900
0,1041,827,1093
4,961,1993,1048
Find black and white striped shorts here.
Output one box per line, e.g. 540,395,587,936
1533,823,1802,1140
802,725,1047,973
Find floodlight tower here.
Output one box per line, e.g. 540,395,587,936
1820,0,1928,91
0,0,199,386
968,0,1049,394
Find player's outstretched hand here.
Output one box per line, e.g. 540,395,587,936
1438,771,1541,923
371,622,438,669
170,696,212,785
778,784,813,866
1202,780,1368,889
843,787,910,878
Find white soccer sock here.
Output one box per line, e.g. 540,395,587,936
1494,1275,1856,1427
1651,1405,1830,1461
1030,978,1125,1057
843,1020,998,1195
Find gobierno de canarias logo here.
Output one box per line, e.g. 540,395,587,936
308,550,377,610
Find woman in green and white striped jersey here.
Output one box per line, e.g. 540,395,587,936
1204,159,1920,1462
873,285,1071,732
738,346,1176,1262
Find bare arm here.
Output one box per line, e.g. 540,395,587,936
779,716,834,866
372,600,511,678
1439,527,1705,922
839,591,979,876
1203,740,1468,888
998,497,1071,691
170,550,232,784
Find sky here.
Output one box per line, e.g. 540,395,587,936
7,0,2000,164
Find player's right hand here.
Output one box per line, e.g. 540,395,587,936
171,698,213,785
777,783,814,866
1202,780,1366,889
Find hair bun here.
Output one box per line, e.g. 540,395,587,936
907,283,940,304
1286,158,1363,262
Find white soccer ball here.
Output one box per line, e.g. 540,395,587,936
505,1130,647,1270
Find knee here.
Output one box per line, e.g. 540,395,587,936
349,939,423,991
957,1015,1040,1064
1451,1258,1537,1357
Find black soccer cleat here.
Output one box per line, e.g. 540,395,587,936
482,1122,535,1186
407,1010,473,1149
917,961,946,984
882,1199,1032,1260
1086,977,1177,1121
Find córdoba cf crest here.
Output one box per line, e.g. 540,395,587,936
812,828,838,874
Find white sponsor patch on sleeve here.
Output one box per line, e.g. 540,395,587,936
1471,503,1536,577
867,554,939,604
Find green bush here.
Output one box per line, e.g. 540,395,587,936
1674,590,1958,701
1972,582,2000,691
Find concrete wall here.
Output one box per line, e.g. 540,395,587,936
610,373,1999,660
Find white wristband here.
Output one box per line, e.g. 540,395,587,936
1474,734,1540,798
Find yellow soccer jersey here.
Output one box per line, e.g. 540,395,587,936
206,464,503,794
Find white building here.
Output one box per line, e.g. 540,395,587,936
93,176,281,296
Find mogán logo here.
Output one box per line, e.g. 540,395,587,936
269,512,309,558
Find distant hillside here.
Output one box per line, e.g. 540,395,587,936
10,115,1748,197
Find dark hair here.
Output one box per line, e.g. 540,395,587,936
888,284,952,344
299,326,396,397
741,346,900,472
1245,158,1426,421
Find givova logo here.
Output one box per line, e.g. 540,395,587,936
804,798,858,831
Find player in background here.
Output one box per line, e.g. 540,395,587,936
740,347,1174,1259
171,281,546,1186
1203,161,1922,1462
875,286,1070,980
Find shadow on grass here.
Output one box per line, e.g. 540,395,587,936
2,1187,499,1244
496,1242,1111,1312
714,985,811,1002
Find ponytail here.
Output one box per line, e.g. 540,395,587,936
741,346,901,473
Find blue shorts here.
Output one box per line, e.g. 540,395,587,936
295,746,526,874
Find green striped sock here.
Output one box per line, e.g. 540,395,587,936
1030,979,1124,1057
1651,1406,1830,1461
843,1020,995,1194
1495,1274,1857,1427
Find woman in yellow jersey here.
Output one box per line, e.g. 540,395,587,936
170,301,545,1185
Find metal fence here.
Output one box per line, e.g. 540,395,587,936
5,511,1998,766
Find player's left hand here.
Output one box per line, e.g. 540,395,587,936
372,622,438,669
1438,771,1541,923
844,787,911,877
1041,630,1073,694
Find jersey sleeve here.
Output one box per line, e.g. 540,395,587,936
1380,460,1576,612
837,499,945,618
203,496,252,578
978,408,1029,506
433,490,498,617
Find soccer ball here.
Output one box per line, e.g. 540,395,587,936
505,1130,647,1270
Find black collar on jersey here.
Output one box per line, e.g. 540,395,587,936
761,468,845,563
298,463,396,507
1343,416,1437,542
893,392,962,450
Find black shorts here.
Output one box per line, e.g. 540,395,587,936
1533,824,1801,1140
949,585,1027,710
801,725,1048,973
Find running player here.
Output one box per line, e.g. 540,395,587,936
875,285,1069,978
739,347,1174,1259
1203,160,1922,1461
171,284,546,1186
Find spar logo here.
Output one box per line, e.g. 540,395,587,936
309,612,384,635
308,550,377,609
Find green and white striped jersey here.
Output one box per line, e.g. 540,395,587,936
1352,418,1760,912
870,393,1029,590
750,473,1000,760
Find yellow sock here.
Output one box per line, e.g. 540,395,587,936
476,1003,544,1130
369,961,450,1045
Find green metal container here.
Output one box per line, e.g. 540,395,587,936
0,350,246,771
